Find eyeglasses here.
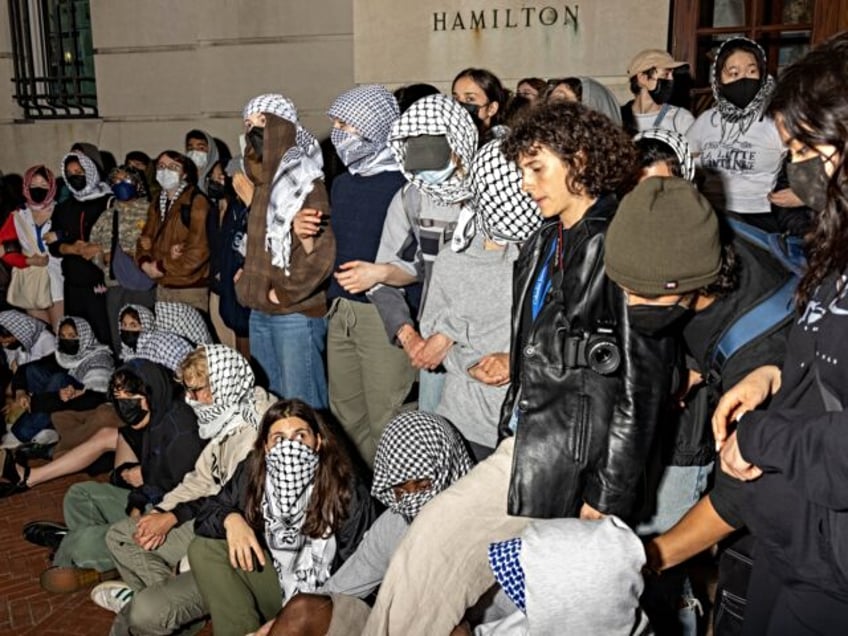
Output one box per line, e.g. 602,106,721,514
183,382,209,398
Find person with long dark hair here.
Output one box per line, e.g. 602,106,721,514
188,399,375,636
646,32,848,634
452,67,508,142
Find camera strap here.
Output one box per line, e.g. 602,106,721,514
531,225,564,321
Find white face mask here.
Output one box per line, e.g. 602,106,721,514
156,168,181,191
186,150,208,170
415,160,456,185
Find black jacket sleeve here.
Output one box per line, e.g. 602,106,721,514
194,460,250,539
331,474,379,570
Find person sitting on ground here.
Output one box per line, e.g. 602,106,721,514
29,360,206,595
117,303,194,370
187,399,377,636
97,345,274,635
253,410,474,636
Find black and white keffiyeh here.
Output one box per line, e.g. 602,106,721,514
458,138,541,250
154,301,213,345
60,152,111,201
133,331,193,372
118,304,156,360
371,411,473,521
0,310,47,352
711,37,776,143
191,344,261,440
55,316,113,392
244,93,325,275
633,129,696,182
262,439,333,600
327,84,400,177
388,94,478,207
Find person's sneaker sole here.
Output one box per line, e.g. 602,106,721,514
39,566,119,594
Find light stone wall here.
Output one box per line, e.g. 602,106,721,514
0,0,671,175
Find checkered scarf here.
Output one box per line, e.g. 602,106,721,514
371,411,473,521
711,37,776,142
132,331,193,371
154,302,213,346
458,138,541,250
60,152,111,201
192,344,262,440
0,310,47,352
55,316,113,393
634,129,696,181
489,537,527,613
328,84,400,176
388,94,478,207
262,439,332,600
244,93,324,274
118,304,155,360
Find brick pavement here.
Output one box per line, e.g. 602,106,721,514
0,467,212,635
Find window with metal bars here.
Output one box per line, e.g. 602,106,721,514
8,0,98,119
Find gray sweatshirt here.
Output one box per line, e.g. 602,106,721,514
420,234,517,448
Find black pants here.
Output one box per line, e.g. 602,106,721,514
64,282,110,345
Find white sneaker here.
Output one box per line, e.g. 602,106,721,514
176,554,191,574
31,429,60,445
90,580,134,613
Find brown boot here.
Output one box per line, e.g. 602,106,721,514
39,566,119,594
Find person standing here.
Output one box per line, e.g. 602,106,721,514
621,49,694,135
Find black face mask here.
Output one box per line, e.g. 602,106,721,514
29,187,49,204
649,78,674,105
247,127,264,160
114,397,148,427
67,174,88,192
719,77,761,110
120,329,140,350
786,155,830,212
57,338,80,355
627,303,691,337
206,180,228,202
459,102,481,120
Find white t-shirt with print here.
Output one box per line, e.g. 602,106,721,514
687,109,786,214
633,105,695,135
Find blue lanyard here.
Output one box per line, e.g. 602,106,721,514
531,240,557,321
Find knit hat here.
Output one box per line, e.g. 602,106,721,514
604,177,721,295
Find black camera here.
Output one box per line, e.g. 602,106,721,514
566,327,621,375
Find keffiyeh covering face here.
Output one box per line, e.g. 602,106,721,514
154,302,213,346
263,439,334,600
0,310,47,351
371,411,473,521
711,37,776,141
243,93,324,274
191,344,261,440
458,138,541,250
388,94,478,207
328,84,400,177
60,152,111,201
634,128,696,182
55,316,113,393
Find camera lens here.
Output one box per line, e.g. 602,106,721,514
587,338,621,375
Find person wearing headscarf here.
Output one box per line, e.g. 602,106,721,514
634,128,696,181
154,301,213,345
33,360,205,592
0,164,65,328
546,76,624,125
0,309,56,372
321,84,417,467
420,138,540,460
88,164,156,354
135,150,211,313
48,151,113,343
338,94,478,412
101,345,275,635
256,411,474,636
235,94,335,408
188,399,376,636
686,37,786,232
476,516,649,635
185,129,221,195
117,303,193,371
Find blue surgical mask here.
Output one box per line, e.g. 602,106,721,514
415,160,456,185
111,181,137,202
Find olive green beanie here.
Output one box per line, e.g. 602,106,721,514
604,177,721,295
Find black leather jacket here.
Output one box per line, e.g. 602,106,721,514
499,195,675,519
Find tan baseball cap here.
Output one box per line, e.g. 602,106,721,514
627,49,687,77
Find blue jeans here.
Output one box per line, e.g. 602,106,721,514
249,311,328,409
12,364,74,442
